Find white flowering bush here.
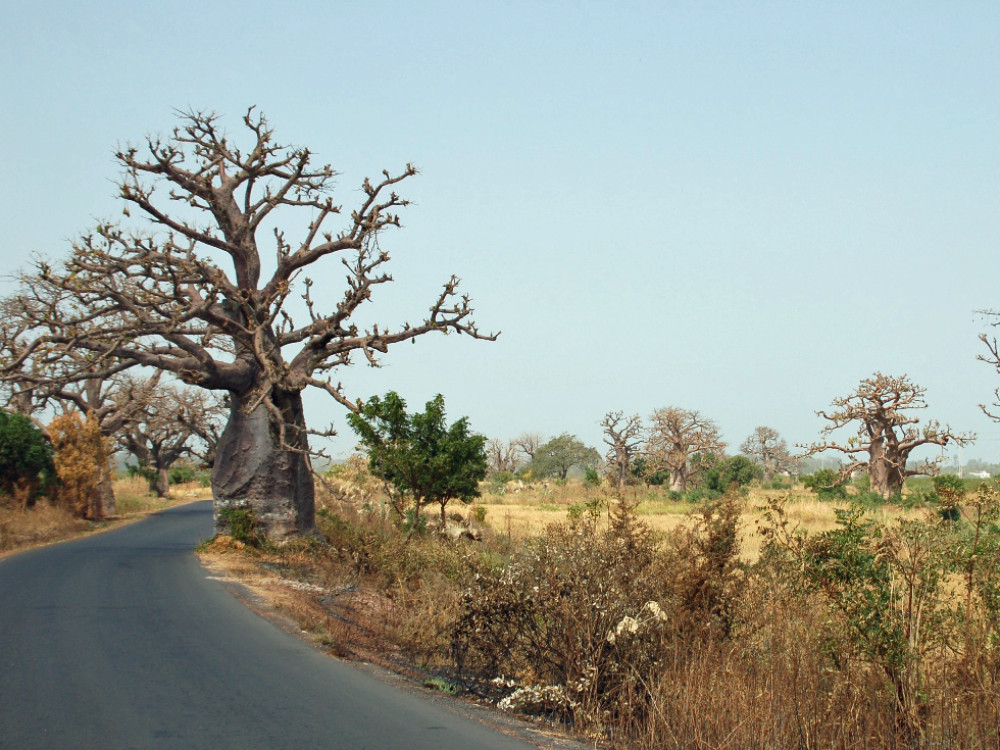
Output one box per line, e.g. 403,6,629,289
451,504,678,729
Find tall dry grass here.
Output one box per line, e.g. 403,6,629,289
0,474,209,555
0,502,89,553
201,472,1000,749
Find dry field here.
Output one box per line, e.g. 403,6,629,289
474,480,920,560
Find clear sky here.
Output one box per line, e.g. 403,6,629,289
2,1,999,464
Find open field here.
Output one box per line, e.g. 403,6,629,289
474,481,922,560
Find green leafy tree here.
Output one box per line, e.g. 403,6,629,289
348,392,487,529
704,454,763,493
530,433,601,480
801,467,849,500
0,409,54,507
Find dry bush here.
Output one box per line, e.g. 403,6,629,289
49,412,109,520
211,467,1000,748
320,455,386,511
451,499,688,735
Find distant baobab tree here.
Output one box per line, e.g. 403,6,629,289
802,373,973,499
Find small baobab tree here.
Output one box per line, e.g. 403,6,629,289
646,407,726,492
485,437,519,475
601,411,644,490
8,109,495,539
740,426,794,481
802,373,974,499
513,432,543,465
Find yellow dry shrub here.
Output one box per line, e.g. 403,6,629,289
48,412,110,520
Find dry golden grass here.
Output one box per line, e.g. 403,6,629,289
0,501,89,553
474,482,928,562
112,475,212,515
0,475,211,555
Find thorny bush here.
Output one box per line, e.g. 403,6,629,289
451,492,746,736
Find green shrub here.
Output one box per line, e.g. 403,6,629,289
703,455,763,493
168,461,197,485
0,409,55,507
683,486,722,504
217,506,261,546
801,469,847,500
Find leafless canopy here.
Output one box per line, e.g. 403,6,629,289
601,411,644,490
116,378,226,497
486,438,519,475
513,432,544,463
14,109,493,414
740,426,794,480
3,109,496,539
646,407,725,493
978,312,1000,421
802,372,974,498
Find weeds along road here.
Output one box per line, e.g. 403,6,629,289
0,501,536,750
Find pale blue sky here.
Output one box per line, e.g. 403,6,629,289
2,1,999,462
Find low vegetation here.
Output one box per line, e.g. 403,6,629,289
0,472,210,554
200,464,1000,749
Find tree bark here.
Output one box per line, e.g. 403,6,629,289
868,438,906,498
97,460,117,517
153,466,170,498
211,389,317,540
669,470,686,493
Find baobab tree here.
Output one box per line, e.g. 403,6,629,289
646,407,725,492
485,438,519,475
803,373,974,498
0,295,163,518
740,426,794,480
117,381,227,497
601,411,644,489
513,432,544,464
9,109,494,539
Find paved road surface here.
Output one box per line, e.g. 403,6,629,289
0,502,537,750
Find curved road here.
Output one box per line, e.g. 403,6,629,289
0,502,537,750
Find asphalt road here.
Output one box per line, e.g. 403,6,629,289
0,502,537,750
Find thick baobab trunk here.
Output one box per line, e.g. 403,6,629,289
869,459,906,498
669,470,686,493
212,389,317,540
153,466,171,498
868,439,906,499
97,460,117,517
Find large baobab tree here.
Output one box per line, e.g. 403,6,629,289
601,411,644,490
803,373,974,498
646,407,725,492
740,426,794,480
9,109,494,539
